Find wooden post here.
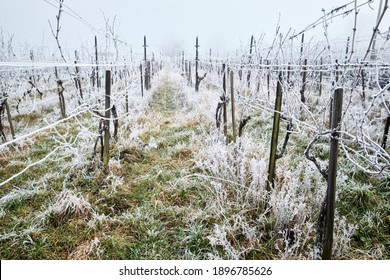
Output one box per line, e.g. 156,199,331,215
209,48,212,72
103,70,111,168
95,36,100,88
195,37,200,92
230,71,237,142
125,92,129,114
125,68,129,113
143,36,150,90
4,99,15,139
143,36,148,61
185,60,189,84
222,63,228,138
300,58,308,104
322,87,343,260
188,61,192,86
140,64,144,97
74,50,83,102
267,60,270,99
55,67,66,118
266,72,283,192
300,33,305,63
382,114,390,150
361,68,366,102
0,102,6,142
145,60,151,90
329,61,340,128
30,50,39,99
182,51,185,73
319,57,323,96
247,35,254,88
344,36,350,63
91,58,95,88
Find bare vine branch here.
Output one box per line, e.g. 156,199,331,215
48,0,67,63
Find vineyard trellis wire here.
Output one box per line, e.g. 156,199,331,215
0,0,389,260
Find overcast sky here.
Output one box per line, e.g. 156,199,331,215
0,0,389,57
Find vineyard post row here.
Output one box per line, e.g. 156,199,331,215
205,54,386,260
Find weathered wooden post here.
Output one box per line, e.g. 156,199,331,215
143,36,151,90
266,72,283,192
125,92,129,114
145,60,151,90
247,35,254,88
319,57,323,96
4,99,15,139
382,114,390,150
103,70,111,168
124,66,129,113
182,51,185,73
209,48,213,72
74,50,83,102
329,61,340,128
300,58,308,104
140,63,144,97
143,35,147,62
188,61,192,86
29,50,40,99
344,36,350,63
299,33,305,64
222,63,228,138
230,71,237,142
361,67,366,103
195,37,200,92
55,67,66,118
287,63,291,87
267,60,270,99
184,60,189,84
95,36,100,88
322,87,343,260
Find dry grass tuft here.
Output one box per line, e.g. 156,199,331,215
48,188,93,226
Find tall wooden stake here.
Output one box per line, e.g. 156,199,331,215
300,58,308,104
95,36,100,88
140,64,144,97
267,60,270,99
322,88,343,260
143,35,147,61
4,100,15,139
266,72,283,192
195,37,200,92
247,35,254,88
300,33,305,63
222,63,228,138
230,71,237,143
382,115,390,150
319,57,323,96
55,67,66,118
103,70,111,168
74,50,83,102
143,36,150,90
188,61,192,86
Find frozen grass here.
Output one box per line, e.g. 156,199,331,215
0,67,389,259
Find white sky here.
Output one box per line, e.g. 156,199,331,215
0,0,389,57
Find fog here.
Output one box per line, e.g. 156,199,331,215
0,0,388,56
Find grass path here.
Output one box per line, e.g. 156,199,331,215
0,72,215,259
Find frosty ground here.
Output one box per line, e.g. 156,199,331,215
0,67,389,259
